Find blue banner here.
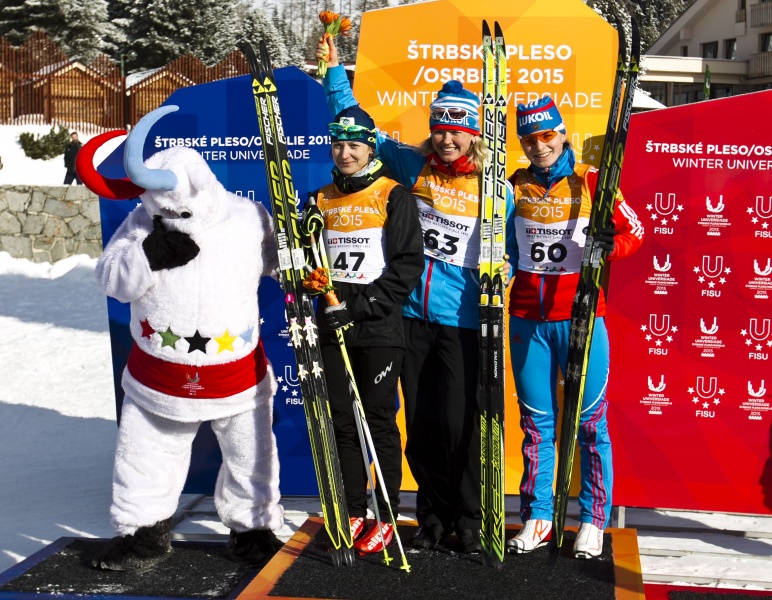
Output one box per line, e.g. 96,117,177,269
98,68,335,495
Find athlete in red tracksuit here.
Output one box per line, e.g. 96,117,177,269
506,97,644,559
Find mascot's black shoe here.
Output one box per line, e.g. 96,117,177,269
227,529,284,568
92,518,173,571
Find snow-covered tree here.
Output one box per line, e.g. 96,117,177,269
126,0,242,69
0,0,64,45
240,6,291,67
57,0,118,62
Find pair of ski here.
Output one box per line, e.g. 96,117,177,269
243,40,409,571
478,20,507,569
550,18,641,556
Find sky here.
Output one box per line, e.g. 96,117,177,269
1,125,772,591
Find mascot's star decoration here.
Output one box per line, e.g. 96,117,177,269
76,105,285,572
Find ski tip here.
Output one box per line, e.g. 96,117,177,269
258,39,272,72
494,21,504,39
630,16,641,58
482,20,491,37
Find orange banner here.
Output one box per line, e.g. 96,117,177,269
355,0,619,494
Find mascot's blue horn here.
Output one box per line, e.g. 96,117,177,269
124,105,180,191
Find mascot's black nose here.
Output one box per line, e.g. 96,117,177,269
181,211,192,219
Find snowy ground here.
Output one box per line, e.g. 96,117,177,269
0,125,123,186
1,123,771,594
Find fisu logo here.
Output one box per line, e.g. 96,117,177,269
754,258,772,277
756,196,772,219
748,380,767,398
701,255,724,278
700,317,719,335
749,318,771,341
649,314,671,337
694,255,729,296
647,375,666,392
706,195,725,213
696,376,718,399
741,318,772,360
654,192,677,216
642,314,676,355
689,376,722,418
653,254,672,272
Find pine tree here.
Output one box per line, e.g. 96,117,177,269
57,0,118,62
240,6,291,67
0,0,64,45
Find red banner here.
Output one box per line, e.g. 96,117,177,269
608,91,772,514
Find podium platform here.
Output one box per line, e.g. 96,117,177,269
0,518,646,600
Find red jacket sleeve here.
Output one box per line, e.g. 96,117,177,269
585,168,644,261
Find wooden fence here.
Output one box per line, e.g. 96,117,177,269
0,32,252,135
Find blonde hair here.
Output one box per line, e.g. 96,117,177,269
417,134,489,176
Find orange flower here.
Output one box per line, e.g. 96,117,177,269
316,9,353,77
319,10,338,25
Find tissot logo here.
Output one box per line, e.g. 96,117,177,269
705,195,725,213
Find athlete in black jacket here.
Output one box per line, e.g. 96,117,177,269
308,104,424,554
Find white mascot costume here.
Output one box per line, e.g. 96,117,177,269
77,105,284,571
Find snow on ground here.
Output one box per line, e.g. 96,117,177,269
0,125,124,186
0,252,116,571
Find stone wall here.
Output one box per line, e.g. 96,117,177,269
0,186,103,263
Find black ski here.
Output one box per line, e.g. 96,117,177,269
550,18,641,555
479,19,507,568
243,40,354,567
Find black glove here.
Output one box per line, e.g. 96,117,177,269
594,226,616,254
142,215,200,271
324,300,354,330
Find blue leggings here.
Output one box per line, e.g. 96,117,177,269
509,316,612,529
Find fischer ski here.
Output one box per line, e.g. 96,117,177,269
302,199,411,572
478,19,507,568
243,40,354,568
549,18,641,556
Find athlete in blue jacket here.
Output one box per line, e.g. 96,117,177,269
318,37,516,554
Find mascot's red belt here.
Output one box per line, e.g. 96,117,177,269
127,341,268,399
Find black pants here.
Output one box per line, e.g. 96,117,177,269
322,344,403,519
63,170,81,185
401,318,481,534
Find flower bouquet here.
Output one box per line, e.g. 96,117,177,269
317,10,352,78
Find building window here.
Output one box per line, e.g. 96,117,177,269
738,0,746,9
702,42,718,58
763,32,772,52
725,39,737,59
681,45,688,56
